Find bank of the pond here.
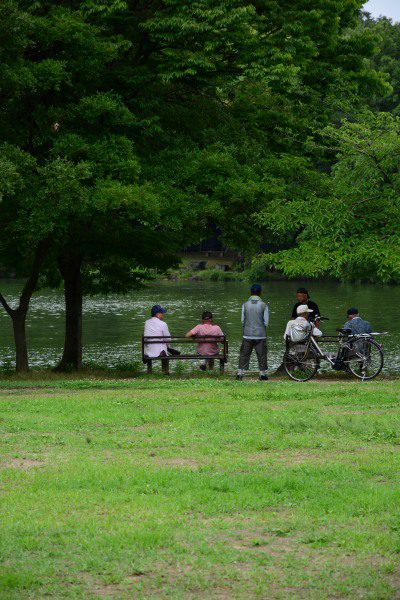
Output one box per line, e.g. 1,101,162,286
0,278,398,373
164,253,343,283
163,265,291,283
0,367,395,385
1,379,400,599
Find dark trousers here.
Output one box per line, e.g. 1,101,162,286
159,350,169,374
203,358,215,369
198,353,219,369
144,351,169,374
238,338,268,371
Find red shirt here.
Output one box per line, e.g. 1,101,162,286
188,323,224,356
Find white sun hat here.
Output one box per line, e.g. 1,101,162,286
297,304,313,315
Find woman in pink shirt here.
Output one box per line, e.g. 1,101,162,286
185,311,224,371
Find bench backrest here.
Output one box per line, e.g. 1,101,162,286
142,335,228,360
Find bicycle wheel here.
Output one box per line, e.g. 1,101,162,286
283,350,319,382
346,338,383,380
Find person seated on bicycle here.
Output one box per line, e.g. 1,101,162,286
333,308,373,370
341,307,372,335
283,305,322,343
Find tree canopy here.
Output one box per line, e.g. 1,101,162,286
253,111,400,283
0,1,399,369
251,10,399,283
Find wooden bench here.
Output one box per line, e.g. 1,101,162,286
142,335,228,374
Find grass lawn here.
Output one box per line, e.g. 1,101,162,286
1,377,400,599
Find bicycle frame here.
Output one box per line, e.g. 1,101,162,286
289,332,384,368
309,336,336,365
284,329,386,381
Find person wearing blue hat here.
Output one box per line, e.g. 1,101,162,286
342,307,372,335
151,304,167,317
332,307,373,370
236,283,269,381
143,304,171,373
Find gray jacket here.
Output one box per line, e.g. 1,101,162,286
241,295,269,339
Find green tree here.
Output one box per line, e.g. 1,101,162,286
0,2,183,370
363,15,400,112
253,111,400,282
0,2,54,372
0,0,389,371
108,0,387,262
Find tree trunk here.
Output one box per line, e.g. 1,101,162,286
0,238,51,373
12,310,29,372
56,253,83,371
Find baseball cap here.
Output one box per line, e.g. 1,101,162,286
297,304,313,315
347,307,358,316
251,283,262,295
151,304,167,316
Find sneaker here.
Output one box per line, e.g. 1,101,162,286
199,364,206,371
259,375,269,381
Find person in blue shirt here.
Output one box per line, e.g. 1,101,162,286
333,307,373,370
342,307,372,335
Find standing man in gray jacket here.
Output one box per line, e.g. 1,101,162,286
236,284,269,381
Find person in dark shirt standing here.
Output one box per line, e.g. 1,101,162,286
291,288,321,323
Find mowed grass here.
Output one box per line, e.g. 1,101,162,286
1,378,400,599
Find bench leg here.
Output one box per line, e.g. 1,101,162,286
147,360,153,374
161,357,170,375
220,360,225,374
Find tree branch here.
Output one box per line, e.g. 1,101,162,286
368,152,396,188
0,291,14,317
19,237,52,313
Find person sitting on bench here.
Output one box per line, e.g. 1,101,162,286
185,311,224,371
143,304,171,374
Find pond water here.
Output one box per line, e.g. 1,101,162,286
0,279,396,373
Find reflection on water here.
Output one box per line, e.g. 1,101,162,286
0,280,397,373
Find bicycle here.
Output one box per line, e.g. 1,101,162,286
283,325,386,382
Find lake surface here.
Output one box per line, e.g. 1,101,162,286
0,279,396,373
